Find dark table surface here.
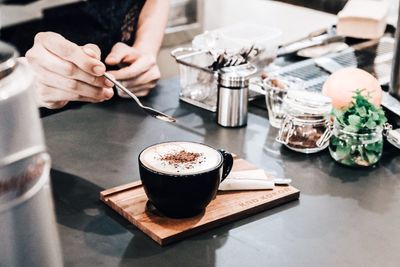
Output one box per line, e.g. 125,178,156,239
42,77,400,267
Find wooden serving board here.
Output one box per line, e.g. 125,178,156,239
100,158,300,246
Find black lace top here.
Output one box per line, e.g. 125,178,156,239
1,0,146,58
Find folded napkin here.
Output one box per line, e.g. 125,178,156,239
219,169,275,191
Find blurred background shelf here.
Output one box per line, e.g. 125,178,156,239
1,0,398,79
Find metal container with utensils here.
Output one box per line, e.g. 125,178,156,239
217,64,257,127
0,42,63,267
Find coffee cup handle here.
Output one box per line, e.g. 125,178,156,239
218,149,233,182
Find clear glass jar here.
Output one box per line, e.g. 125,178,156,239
329,122,384,167
276,90,333,153
263,75,304,128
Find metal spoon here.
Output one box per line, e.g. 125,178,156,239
242,44,255,62
103,73,176,123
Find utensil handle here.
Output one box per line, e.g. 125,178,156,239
218,149,233,182
103,73,142,106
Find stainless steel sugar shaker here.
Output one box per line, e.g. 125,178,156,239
217,64,257,127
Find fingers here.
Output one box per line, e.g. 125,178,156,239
111,60,160,99
34,32,105,76
34,66,114,100
135,90,152,97
131,86,155,97
36,84,75,109
38,85,78,103
82,43,101,60
119,66,160,88
105,42,140,65
37,85,106,109
81,45,114,87
27,44,73,77
39,99,69,110
116,86,152,98
27,44,113,88
117,79,158,99
26,32,114,108
108,54,157,80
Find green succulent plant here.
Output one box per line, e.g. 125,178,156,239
329,89,387,167
332,89,387,133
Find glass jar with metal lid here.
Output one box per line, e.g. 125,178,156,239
329,121,400,167
329,121,384,167
276,90,333,153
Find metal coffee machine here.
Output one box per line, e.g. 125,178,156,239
0,42,63,267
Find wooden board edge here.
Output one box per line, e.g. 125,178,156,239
159,189,300,246
99,176,301,246
100,180,142,202
100,191,165,245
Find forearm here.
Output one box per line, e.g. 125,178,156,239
134,0,170,56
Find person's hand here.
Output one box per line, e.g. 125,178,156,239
25,32,114,109
105,42,160,97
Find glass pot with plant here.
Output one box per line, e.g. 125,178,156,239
328,90,388,167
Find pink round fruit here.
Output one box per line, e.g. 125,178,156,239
322,67,382,109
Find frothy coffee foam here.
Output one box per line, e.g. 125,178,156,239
140,142,222,175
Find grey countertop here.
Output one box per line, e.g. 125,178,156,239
42,76,400,267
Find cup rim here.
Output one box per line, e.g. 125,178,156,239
138,141,224,177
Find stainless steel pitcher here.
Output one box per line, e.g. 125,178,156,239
0,41,63,267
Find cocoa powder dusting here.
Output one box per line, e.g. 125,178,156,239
160,150,202,166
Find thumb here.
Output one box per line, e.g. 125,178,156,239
105,42,133,65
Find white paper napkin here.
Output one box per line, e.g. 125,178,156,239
219,169,275,191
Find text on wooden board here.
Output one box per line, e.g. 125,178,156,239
238,188,293,208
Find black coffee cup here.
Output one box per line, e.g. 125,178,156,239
138,141,233,218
